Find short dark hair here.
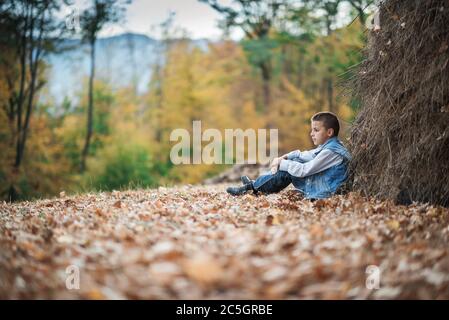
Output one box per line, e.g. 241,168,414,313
311,112,340,136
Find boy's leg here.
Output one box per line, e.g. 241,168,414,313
252,170,292,194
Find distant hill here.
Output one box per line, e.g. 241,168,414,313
43,33,209,105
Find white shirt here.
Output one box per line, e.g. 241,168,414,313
278,148,343,178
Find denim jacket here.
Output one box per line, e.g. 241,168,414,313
287,137,351,199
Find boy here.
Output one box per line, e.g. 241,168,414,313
226,112,351,200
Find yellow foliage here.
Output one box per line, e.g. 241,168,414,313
270,77,316,152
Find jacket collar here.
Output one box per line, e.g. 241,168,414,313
318,136,338,150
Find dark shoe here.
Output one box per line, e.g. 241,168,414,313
241,175,253,186
241,175,258,194
226,184,252,196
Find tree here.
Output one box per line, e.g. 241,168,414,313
79,0,129,172
199,0,287,113
300,0,343,113
0,0,67,201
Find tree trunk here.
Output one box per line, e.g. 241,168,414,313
260,61,271,114
326,76,334,113
8,7,40,202
16,40,40,169
13,13,28,169
325,16,335,114
81,39,96,172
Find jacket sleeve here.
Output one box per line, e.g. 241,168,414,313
279,149,343,178
286,148,317,161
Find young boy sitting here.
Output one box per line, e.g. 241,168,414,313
226,112,351,200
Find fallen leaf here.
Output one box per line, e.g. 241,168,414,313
387,220,400,230
183,254,223,285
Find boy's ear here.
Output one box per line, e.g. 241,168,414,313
327,128,334,137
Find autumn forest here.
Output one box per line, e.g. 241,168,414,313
0,0,368,201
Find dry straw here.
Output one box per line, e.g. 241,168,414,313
348,0,449,206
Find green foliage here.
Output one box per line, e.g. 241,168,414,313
241,38,279,68
91,144,156,191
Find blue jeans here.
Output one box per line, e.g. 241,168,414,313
252,170,306,195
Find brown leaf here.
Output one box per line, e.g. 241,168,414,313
183,254,223,285
266,215,274,226
313,199,326,210
84,289,105,300
95,208,107,217
310,224,324,238
387,220,400,230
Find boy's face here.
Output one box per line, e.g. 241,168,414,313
310,121,334,146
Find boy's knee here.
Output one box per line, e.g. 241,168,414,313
275,170,292,179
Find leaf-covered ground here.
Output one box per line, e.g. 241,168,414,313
1,185,449,299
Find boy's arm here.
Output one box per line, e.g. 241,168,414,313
284,149,317,161
278,149,342,178
272,147,319,173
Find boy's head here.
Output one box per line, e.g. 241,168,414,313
310,112,340,146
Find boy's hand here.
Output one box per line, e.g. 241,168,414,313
270,154,288,174
270,157,280,168
271,154,288,167
270,157,282,174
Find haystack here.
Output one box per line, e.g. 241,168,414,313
349,0,449,206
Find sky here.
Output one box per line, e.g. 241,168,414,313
68,0,242,40
64,0,364,40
